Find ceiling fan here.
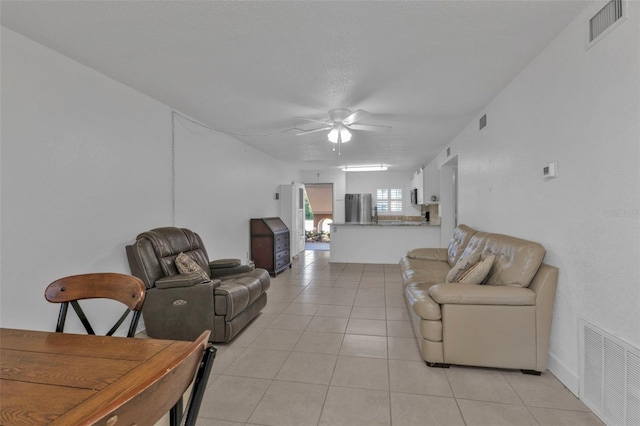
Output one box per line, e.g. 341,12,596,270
296,108,391,154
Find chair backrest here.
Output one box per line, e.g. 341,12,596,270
169,330,217,426
126,227,211,289
77,330,216,426
44,272,146,337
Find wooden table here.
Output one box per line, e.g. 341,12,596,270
0,328,198,425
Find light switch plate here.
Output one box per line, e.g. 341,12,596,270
543,161,558,178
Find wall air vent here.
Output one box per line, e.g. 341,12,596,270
579,318,640,425
588,0,625,48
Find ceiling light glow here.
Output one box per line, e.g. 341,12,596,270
341,165,388,172
328,124,351,143
327,127,340,143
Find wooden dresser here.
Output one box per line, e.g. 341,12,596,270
250,217,291,276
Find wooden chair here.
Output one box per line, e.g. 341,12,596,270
44,272,146,337
84,330,216,426
168,331,216,426
44,273,215,425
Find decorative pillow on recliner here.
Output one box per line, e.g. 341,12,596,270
446,252,481,283
175,252,210,283
457,254,495,284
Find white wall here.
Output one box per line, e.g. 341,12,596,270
1,28,173,332
173,114,299,262
429,2,640,393
345,171,418,216
0,28,299,334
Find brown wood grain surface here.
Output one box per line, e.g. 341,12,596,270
0,328,198,426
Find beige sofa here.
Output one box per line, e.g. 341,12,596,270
400,224,558,374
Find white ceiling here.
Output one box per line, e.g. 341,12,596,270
0,1,591,172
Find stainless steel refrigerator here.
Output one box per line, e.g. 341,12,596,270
345,193,372,223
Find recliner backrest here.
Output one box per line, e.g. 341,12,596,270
126,227,211,289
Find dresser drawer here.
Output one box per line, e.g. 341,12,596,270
275,238,289,252
275,233,289,245
275,249,289,261
276,257,290,271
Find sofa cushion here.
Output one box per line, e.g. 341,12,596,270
457,254,495,284
175,252,210,282
214,276,264,321
460,233,545,288
400,257,450,286
446,252,481,283
429,283,536,306
446,224,477,266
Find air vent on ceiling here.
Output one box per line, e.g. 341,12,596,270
479,114,487,130
588,0,625,47
579,318,640,425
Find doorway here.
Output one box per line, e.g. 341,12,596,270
440,156,458,246
303,183,333,251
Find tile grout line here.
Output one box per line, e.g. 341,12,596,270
384,268,394,426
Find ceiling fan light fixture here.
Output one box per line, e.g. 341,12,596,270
341,165,388,172
339,127,352,142
327,127,340,143
327,124,351,143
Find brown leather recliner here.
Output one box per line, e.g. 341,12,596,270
126,227,270,343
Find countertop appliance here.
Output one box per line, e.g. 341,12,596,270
345,193,372,223
410,188,418,205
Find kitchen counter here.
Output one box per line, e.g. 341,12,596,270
333,221,440,227
330,222,441,264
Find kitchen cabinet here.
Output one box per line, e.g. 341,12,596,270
422,165,440,204
411,169,424,205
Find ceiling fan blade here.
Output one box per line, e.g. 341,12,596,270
347,123,392,132
295,126,333,136
342,109,371,126
296,117,332,126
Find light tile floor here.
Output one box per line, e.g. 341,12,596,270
197,250,603,426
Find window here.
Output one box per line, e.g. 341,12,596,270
376,188,403,213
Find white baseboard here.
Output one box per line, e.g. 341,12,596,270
547,351,580,397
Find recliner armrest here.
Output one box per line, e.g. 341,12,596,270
155,274,221,289
428,283,536,306
209,265,254,278
143,281,216,342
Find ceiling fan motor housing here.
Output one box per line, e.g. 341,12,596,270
329,108,352,123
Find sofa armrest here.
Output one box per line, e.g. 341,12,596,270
155,274,221,289
429,283,536,306
406,248,449,262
